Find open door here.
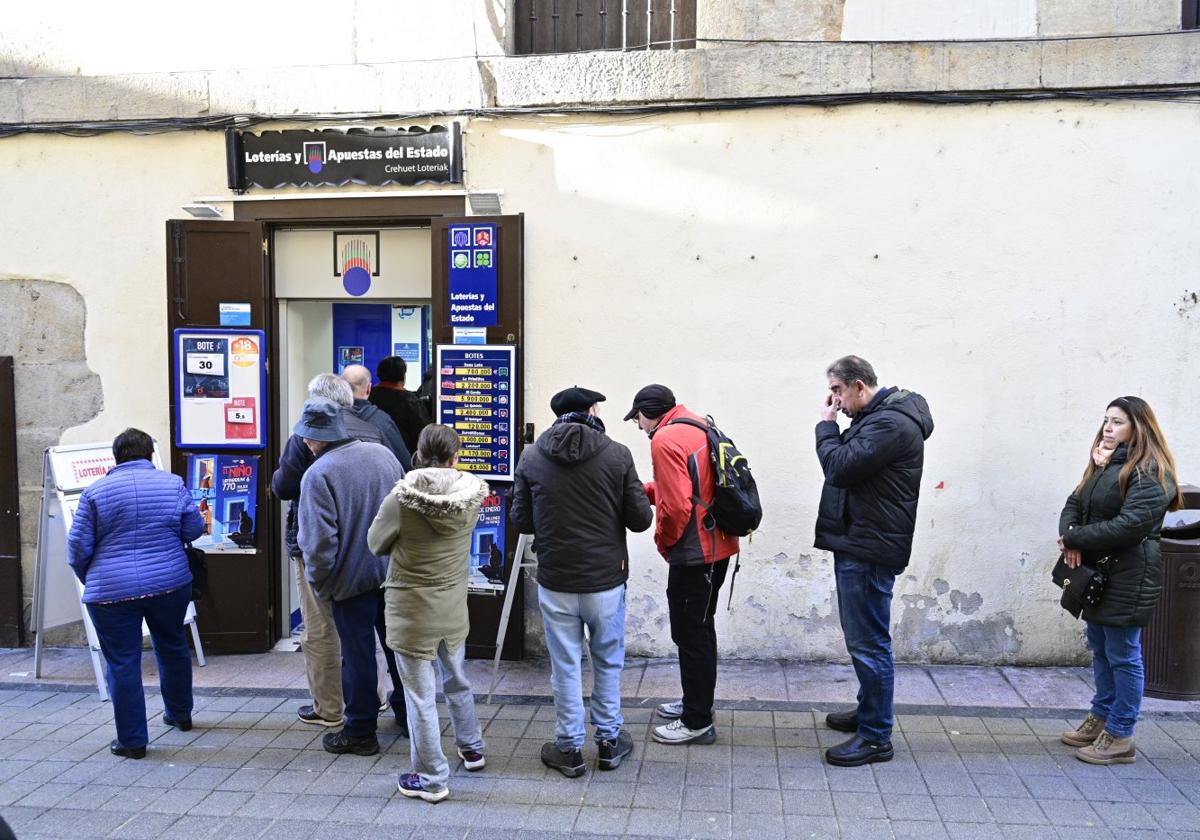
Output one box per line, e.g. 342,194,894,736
165,220,276,653
431,214,527,660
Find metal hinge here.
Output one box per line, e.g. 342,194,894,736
262,238,269,256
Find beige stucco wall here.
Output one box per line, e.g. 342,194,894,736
3,99,1196,661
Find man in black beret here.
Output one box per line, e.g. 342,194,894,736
512,386,652,777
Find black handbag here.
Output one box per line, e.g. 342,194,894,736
184,545,208,601
1051,554,1106,618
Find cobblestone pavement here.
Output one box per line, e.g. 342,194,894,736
2,684,1199,840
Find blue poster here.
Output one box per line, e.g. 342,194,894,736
469,484,507,591
447,223,498,327
181,337,230,399
436,345,515,481
186,454,258,549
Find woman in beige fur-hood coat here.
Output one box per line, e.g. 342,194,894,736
368,465,489,661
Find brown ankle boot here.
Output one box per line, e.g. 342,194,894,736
1061,713,1106,747
1076,731,1136,765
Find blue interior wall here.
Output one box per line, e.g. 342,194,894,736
332,302,392,383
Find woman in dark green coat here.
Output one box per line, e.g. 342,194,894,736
1057,396,1181,766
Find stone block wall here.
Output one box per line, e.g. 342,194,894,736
0,279,102,642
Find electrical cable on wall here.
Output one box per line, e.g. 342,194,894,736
2,85,1200,138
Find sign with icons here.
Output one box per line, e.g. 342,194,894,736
447,223,498,327
435,344,516,481
174,329,267,449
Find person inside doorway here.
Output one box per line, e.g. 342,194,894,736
369,356,431,454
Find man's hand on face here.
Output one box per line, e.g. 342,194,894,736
820,393,840,423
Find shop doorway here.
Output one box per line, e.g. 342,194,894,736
165,206,525,659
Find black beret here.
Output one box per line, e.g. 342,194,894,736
551,386,606,416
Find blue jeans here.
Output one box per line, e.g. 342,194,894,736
834,556,898,744
395,641,484,792
1087,622,1143,738
87,585,193,749
538,584,626,749
331,588,382,739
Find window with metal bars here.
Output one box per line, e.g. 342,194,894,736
513,0,696,54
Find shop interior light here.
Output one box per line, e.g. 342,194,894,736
182,203,224,218
467,192,502,215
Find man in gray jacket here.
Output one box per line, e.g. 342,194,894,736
512,386,652,777
297,397,404,756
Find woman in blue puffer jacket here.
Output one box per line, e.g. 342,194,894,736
68,428,205,759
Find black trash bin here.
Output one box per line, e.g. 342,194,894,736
1142,484,1200,700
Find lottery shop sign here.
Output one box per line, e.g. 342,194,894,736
227,124,463,190
447,223,498,327
435,345,516,482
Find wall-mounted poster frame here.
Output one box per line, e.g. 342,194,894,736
435,344,516,482
173,328,267,449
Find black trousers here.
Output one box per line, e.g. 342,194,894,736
667,559,729,731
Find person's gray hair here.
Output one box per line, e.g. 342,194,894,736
307,373,354,407
341,365,372,396
826,355,878,388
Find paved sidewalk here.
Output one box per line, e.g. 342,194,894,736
1,648,1199,838
1,685,1199,840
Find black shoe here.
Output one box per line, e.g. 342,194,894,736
110,740,146,759
540,742,585,778
322,730,380,756
824,709,859,733
597,730,634,771
162,713,193,732
825,734,894,767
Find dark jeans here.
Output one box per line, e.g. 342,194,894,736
87,585,193,749
331,588,387,739
834,555,898,744
667,559,729,731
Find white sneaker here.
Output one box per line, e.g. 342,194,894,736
652,718,717,745
656,700,684,719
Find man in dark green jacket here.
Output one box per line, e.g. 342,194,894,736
814,355,934,768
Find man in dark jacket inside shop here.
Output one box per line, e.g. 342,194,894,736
512,387,653,778
815,355,934,768
342,364,412,470
369,355,431,454
297,397,405,756
271,374,406,733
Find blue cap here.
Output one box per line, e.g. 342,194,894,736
293,398,347,442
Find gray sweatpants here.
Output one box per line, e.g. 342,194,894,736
395,641,485,792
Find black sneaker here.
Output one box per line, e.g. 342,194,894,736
824,734,893,767
322,730,380,756
824,709,858,733
297,704,344,727
162,713,193,732
540,742,585,778
597,730,634,771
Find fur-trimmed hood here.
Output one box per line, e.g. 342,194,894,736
391,467,488,535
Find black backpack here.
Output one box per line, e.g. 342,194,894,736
666,415,762,537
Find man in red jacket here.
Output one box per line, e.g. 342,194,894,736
625,384,738,745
